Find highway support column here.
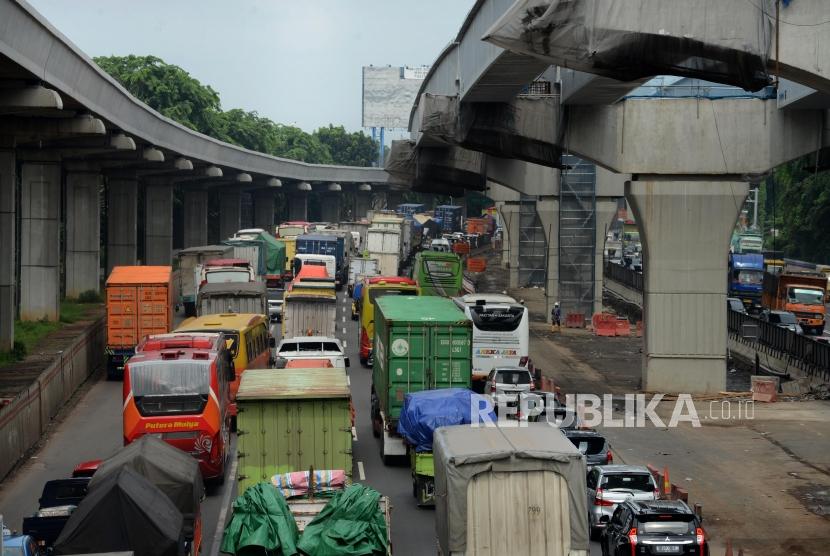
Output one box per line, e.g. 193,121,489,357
537,196,559,324
183,189,208,248
593,197,619,315
253,190,275,231
354,190,371,220
218,190,241,241
145,182,173,265
497,201,520,288
20,162,60,321
288,193,308,221
65,169,101,297
321,193,341,223
627,179,748,393
107,177,138,272
0,149,15,348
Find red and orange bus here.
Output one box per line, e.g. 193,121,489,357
123,333,234,483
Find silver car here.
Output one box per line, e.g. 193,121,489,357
485,366,535,418
586,465,659,537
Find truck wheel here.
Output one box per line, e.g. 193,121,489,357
360,356,368,367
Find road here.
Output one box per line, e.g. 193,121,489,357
0,287,604,555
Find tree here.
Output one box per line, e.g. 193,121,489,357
313,125,378,167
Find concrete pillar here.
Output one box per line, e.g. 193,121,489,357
371,191,388,210
183,190,208,248
288,193,308,221
536,197,560,323
107,178,138,272
386,191,403,210
627,179,748,394
219,190,241,240
420,193,435,211
592,197,619,315
320,193,341,223
497,202,520,288
253,191,275,231
0,150,15,349
65,171,101,297
354,193,371,220
20,162,60,321
145,183,173,265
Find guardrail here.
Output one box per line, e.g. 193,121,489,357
604,262,643,292
602,261,830,382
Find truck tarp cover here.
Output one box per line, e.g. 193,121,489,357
396,388,495,452
220,483,300,556
256,232,286,275
296,484,388,556
434,423,588,554
482,0,773,92
54,467,183,556
88,435,204,538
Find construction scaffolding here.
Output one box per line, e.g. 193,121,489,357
518,194,547,287
558,154,596,316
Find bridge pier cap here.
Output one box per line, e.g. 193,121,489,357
626,178,748,394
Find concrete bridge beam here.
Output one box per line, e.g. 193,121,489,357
65,170,101,297
627,178,749,394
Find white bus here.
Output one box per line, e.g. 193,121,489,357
453,293,530,388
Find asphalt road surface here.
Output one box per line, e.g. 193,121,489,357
0,288,604,555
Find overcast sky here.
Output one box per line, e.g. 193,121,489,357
27,0,475,134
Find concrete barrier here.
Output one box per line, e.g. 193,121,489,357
0,317,105,481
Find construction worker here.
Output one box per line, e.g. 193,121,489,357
551,302,561,332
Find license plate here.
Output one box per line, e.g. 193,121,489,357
652,546,681,554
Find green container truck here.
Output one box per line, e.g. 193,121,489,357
236,367,353,494
370,296,472,464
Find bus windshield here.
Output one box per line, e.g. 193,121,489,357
129,360,210,397
469,305,525,331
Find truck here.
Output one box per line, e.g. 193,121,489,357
336,221,370,253
371,296,472,463
730,230,763,254
222,238,267,280
276,221,309,239
197,282,268,316
282,266,337,338
762,271,827,334
396,203,425,219
413,251,463,297
235,367,353,494
22,478,90,548
728,253,765,312
347,257,379,295
275,336,350,369
105,266,173,380
232,229,287,287
434,423,589,556
296,233,348,290
366,228,402,276
434,205,462,233
176,245,233,316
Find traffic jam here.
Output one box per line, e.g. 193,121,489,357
2,206,712,556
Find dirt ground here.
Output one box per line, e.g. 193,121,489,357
467,249,830,555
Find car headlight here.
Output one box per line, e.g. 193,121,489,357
37,505,77,518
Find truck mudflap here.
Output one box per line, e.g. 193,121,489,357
379,411,406,465
105,346,135,381
411,451,435,507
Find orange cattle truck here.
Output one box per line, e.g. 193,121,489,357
106,266,173,379
762,271,828,335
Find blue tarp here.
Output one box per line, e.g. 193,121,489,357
352,282,364,302
396,389,496,452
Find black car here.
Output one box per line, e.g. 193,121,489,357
562,429,612,467
601,499,709,556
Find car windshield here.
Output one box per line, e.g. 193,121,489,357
788,287,824,305
129,360,210,397
206,270,249,283
601,473,653,491
639,518,695,535
567,436,605,455
495,370,531,385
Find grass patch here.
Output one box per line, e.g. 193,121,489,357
0,298,104,365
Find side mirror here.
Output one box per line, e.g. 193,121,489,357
269,337,276,348
344,357,350,368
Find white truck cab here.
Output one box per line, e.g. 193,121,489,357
275,336,350,369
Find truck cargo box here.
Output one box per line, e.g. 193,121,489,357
176,245,233,314
366,228,401,254
372,296,471,424
235,367,353,494
434,424,589,556
369,252,400,278
197,282,268,316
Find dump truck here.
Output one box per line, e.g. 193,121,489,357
762,271,827,334
434,424,589,556
105,266,173,380
235,367,353,494
296,233,348,289
281,265,337,338
197,281,268,316
371,296,472,463
176,245,233,316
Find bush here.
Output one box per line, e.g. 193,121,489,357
78,290,102,303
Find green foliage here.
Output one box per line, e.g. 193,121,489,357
78,290,102,303
94,55,378,167
760,157,830,262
